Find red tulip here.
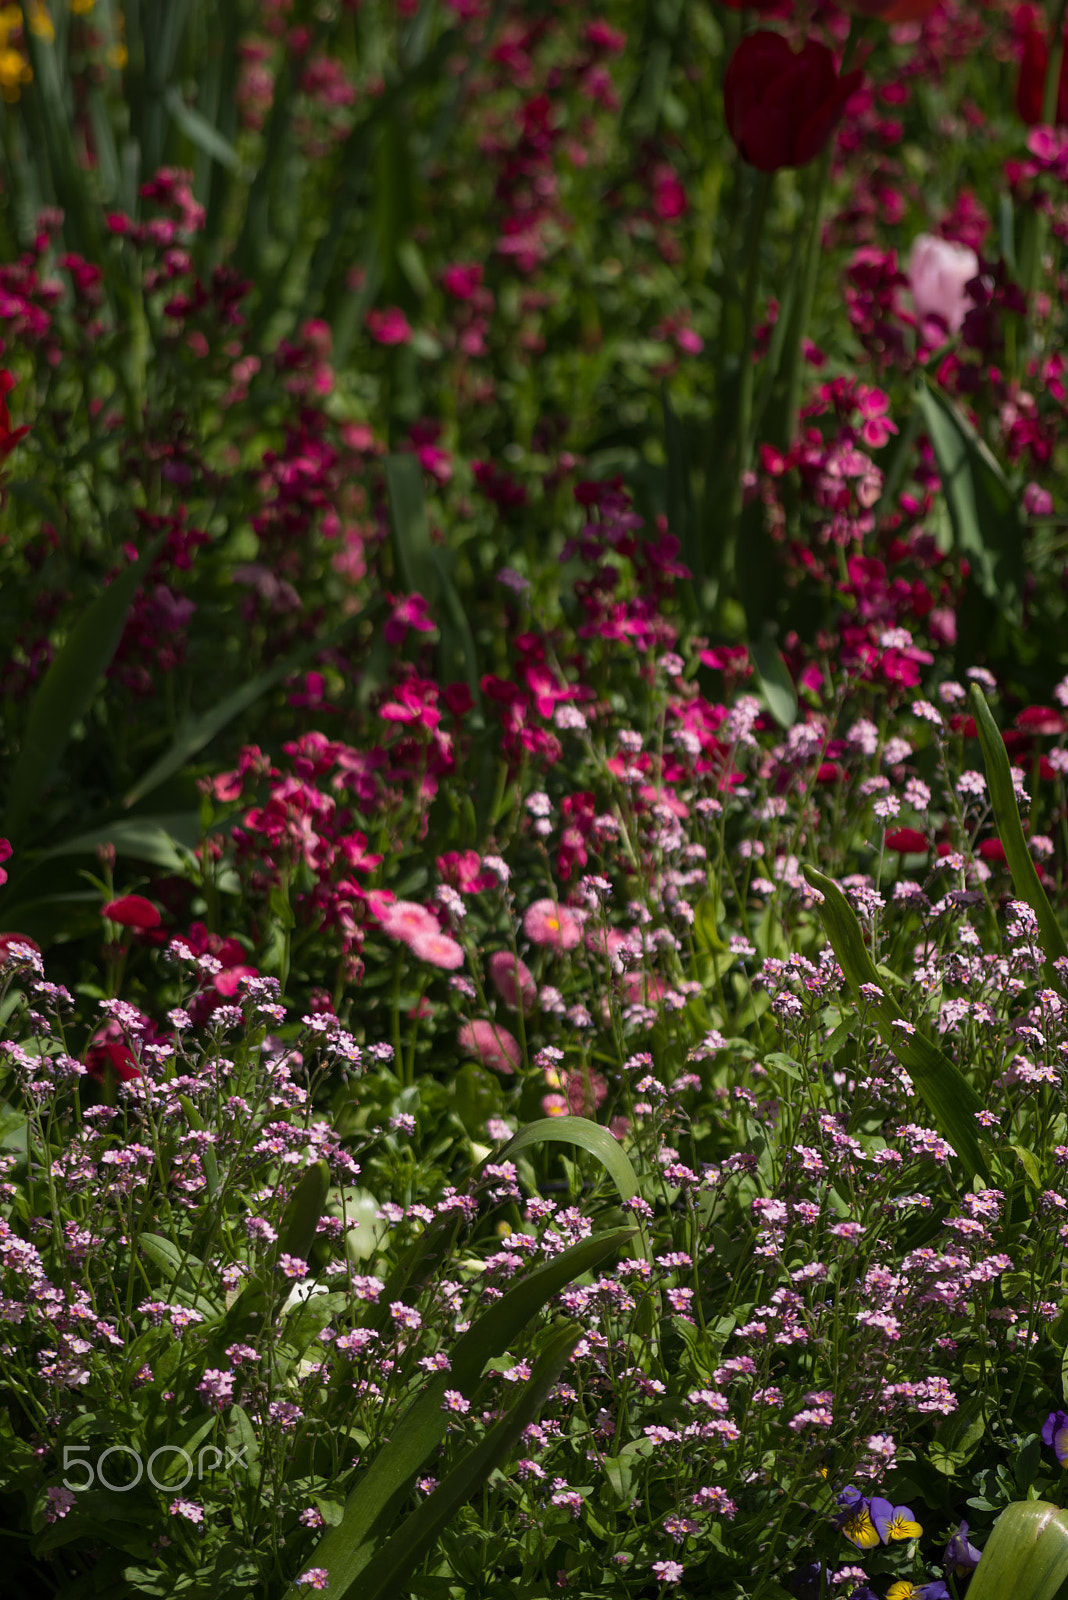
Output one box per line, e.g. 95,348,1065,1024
84,1039,141,1083
0,932,41,963
1016,22,1068,125
724,32,864,173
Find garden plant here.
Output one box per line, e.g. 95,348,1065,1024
8,1,1068,1597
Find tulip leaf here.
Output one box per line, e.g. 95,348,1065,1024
285,1226,634,1600
5,536,164,844
276,1160,331,1265
123,612,365,807
354,1321,583,1600
969,685,1068,980
750,623,797,730
965,1501,1068,1600
917,378,1023,615
803,865,993,1182
385,452,481,702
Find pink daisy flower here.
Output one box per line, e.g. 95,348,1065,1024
458,1019,521,1075
487,950,537,1014
376,900,440,944
522,898,582,951
408,929,465,970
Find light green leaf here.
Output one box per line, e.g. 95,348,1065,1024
5,537,164,843
970,685,1068,980
750,624,797,730
163,85,245,174
286,1227,633,1600
917,379,1023,614
803,865,993,1182
355,1322,583,1600
123,613,364,807
965,1502,1068,1600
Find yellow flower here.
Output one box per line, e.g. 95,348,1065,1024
886,1585,915,1600
106,42,126,69
72,0,94,12
0,44,28,100
25,2,53,42
840,1508,881,1550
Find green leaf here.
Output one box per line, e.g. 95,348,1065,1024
965,1502,1068,1600
970,685,1068,980
5,537,164,843
139,1234,220,1316
163,84,245,174
750,623,797,730
662,384,696,586
917,379,1024,615
35,814,200,870
277,1160,331,1265
356,1322,583,1600
494,1117,647,1256
286,1227,634,1600
123,612,364,807
802,865,993,1182
385,453,481,703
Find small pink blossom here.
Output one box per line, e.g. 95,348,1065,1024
523,898,582,951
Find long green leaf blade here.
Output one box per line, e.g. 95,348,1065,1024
357,1322,583,1600
966,1502,1068,1600
969,685,1068,977
285,1226,633,1600
5,537,164,843
917,378,1024,613
123,613,363,807
803,865,993,1181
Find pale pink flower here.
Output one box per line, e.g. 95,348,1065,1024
409,929,465,970
458,1019,521,1075
523,898,582,951
377,900,440,944
907,234,979,334
488,950,537,1014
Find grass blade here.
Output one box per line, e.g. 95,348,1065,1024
356,1322,583,1600
803,865,993,1181
285,1226,634,1600
969,684,1068,977
5,536,164,844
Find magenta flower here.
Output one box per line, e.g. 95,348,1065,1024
458,1019,521,1075
384,593,435,646
487,950,537,1014
365,306,412,345
1044,1409,1068,1466
523,898,582,951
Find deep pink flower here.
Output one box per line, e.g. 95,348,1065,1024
384,593,435,647
0,371,31,464
523,898,582,951
408,929,465,970
365,307,412,345
458,1019,521,1074
102,894,162,930
488,951,537,1014
440,262,483,299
